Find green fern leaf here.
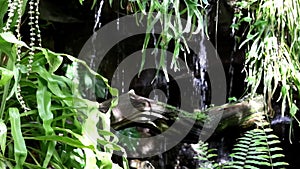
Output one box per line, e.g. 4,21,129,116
243,165,260,169
226,127,288,168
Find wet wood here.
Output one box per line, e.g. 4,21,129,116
99,90,265,134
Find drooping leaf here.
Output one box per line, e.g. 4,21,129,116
0,67,13,86
37,79,53,135
0,120,7,154
24,136,91,149
37,79,55,168
0,32,28,48
41,48,63,74
9,108,27,169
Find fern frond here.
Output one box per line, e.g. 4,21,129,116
192,141,220,169
224,127,288,168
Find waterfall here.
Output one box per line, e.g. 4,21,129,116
90,0,104,70
194,28,208,110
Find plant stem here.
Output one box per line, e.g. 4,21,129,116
0,58,14,120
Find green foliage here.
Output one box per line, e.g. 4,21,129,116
193,127,288,169
79,0,98,9
223,127,288,169
228,97,237,103
192,141,220,169
0,34,126,168
116,127,141,152
193,111,288,169
0,1,128,168
9,108,27,169
233,0,300,124
116,0,209,78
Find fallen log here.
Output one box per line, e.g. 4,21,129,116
99,90,265,135
99,90,265,157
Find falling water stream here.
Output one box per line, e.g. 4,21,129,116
228,14,238,98
197,28,208,111
90,0,104,70
192,12,210,111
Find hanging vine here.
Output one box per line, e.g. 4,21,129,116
233,0,300,126
27,0,41,76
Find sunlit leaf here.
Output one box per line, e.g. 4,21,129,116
41,48,63,73
290,103,298,117
0,120,7,154
9,108,27,169
0,32,28,48
25,135,91,148
0,67,13,86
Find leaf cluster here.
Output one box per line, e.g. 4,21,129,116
223,127,288,169
233,0,300,125
0,0,128,168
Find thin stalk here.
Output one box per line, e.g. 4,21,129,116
0,58,14,120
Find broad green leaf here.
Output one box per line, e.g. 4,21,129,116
37,79,53,135
37,79,55,168
0,32,28,48
41,49,63,73
9,108,27,169
0,67,13,86
0,0,8,28
0,120,7,154
0,32,14,57
33,66,68,99
43,141,56,168
24,136,91,149
82,108,101,147
95,77,107,99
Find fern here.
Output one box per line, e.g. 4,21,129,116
223,127,288,169
192,141,221,169
192,122,288,169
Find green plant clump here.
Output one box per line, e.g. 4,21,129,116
193,126,288,169
223,127,288,169
0,0,128,168
233,0,300,124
